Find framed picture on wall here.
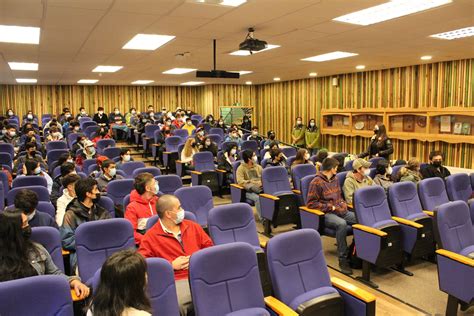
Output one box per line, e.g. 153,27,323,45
440,115,451,133
402,115,415,132
343,116,349,126
462,122,471,135
453,122,463,134
326,116,333,127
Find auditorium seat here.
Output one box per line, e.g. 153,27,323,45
12,175,48,188
155,175,183,195
7,186,50,205
118,161,146,178
31,226,65,272
132,167,162,178
97,196,116,218
418,177,449,212
46,140,68,151
162,136,181,172
189,152,224,195
175,186,214,227
106,179,134,207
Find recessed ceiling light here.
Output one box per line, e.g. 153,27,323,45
309,72,318,77
8,62,38,71
231,70,253,75
245,81,252,85
273,77,281,81
77,79,98,84
220,0,247,6
132,80,154,85
430,26,474,40
333,0,452,26
181,81,205,86
92,65,123,73
420,55,432,60
302,51,358,62
163,68,197,75
16,78,37,83
122,34,176,51
0,25,40,44
230,44,280,56
356,65,366,70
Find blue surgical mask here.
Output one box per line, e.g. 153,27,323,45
174,207,185,224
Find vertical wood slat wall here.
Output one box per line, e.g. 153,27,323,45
1,59,472,168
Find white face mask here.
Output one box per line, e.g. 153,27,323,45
187,121,192,125
252,156,258,163
98,111,104,115
27,114,33,120
304,153,310,160
230,149,237,155
67,159,74,163
34,167,41,175
65,113,71,118
115,110,120,115
296,120,302,125
174,207,185,225
252,131,258,135
8,111,13,116
310,122,315,127
81,111,86,115
123,154,131,162
131,110,136,115
9,131,16,137
108,168,116,177
363,169,371,177
387,167,393,175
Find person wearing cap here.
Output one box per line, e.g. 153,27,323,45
263,130,278,148
343,158,374,205
75,139,97,168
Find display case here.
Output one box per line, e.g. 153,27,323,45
428,110,474,144
351,113,384,137
321,111,351,136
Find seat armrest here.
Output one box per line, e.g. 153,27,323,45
264,296,298,316
151,143,161,147
230,183,244,190
436,249,474,267
292,189,301,194
163,151,172,154
347,203,353,209
216,169,227,173
143,137,151,140
423,210,434,217
259,193,280,201
299,206,324,216
352,224,387,237
391,216,423,228
331,277,376,303
190,171,202,175
259,240,267,249
62,249,70,256
71,289,82,302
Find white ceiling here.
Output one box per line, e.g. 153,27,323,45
0,0,473,85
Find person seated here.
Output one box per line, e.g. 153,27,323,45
109,108,129,140
5,108,18,120
22,110,39,126
263,141,287,160
51,161,76,207
19,128,42,152
93,107,109,127
60,178,111,269
343,158,373,205
11,189,58,228
200,136,218,157
263,130,277,148
0,211,90,299
267,148,286,167
139,195,213,316
96,159,124,192
125,107,138,126
193,127,206,147
217,144,238,184
71,135,87,157
241,115,252,132
19,159,53,193
92,126,111,144
172,114,185,129
183,117,196,136
224,128,243,147
43,117,63,134
75,140,97,169
332,153,347,173
49,152,74,174
62,116,75,134
420,150,451,179
291,149,313,169
59,107,72,125
56,174,80,227
236,150,263,220
215,119,227,132
246,126,262,145
116,148,132,169
307,157,355,274
397,158,422,184
313,149,328,171
204,114,215,126
76,106,89,119
1,124,20,151
69,121,81,134
125,173,159,246
162,118,176,133
87,249,152,316
45,126,64,143
373,159,394,193
229,124,243,137
180,138,198,172
13,142,47,175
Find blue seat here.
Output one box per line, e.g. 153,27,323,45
155,175,183,195
31,227,65,272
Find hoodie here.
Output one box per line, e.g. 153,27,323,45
125,190,159,245
307,172,347,215
342,171,374,205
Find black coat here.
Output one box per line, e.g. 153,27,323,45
359,136,393,160
93,113,109,126
420,164,451,179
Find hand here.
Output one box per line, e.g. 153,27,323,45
70,280,90,300
172,256,190,270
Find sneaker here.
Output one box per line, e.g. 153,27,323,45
339,260,353,275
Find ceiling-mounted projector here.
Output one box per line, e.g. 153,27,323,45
239,28,267,54
196,39,240,79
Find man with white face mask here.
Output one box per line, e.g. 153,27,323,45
13,188,58,228
236,149,263,220
96,159,124,192
139,194,213,316
343,158,374,206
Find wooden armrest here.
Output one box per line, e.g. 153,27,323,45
352,224,387,237
150,143,161,147
347,203,353,209
264,296,298,316
230,183,244,190
163,151,172,154
62,249,70,256
331,277,376,303
299,206,324,216
216,169,227,173
259,193,280,201
143,137,151,140
191,171,202,175
71,289,82,302
259,240,267,248
436,249,474,267
292,189,301,194
423,210,434,217
391,216,423,229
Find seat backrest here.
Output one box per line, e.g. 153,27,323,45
102,147,122,160
221,141,237,153
106,179,135,205
82,159,97,173
208,203,260,249
189,242,265,316
132,167,162,178
0,171,8,197
7,185,50,205
344,159,355,171
369,168,377,179
291,164,316,191
0,275,73,316
31,227,65,272
36,201,56,218
241,140,258,152
46,141,68,151
354,186,394,228
119,161,146,176
446,173,473,202
81,120,97,130
336,171,349,192
155,175,183,195
281,147,297,158
369,157,386,168
172,129,189,141
144,124,161,138
262,166,292,195
83,125,98,138
470,173,474,191
146,258,180,316
47,149,69,164
207,134,223,145
209,128,224,138
232,160,242,183
0,143,15,159
12,175,48,188
261,158,269,169
76,218,135,282
145,211,197,231
301,175,316,205
418,178,449,211
97,196,116,218
0,152,13,166
435,200,474,253
165,136,181,152
96,139,116,151
175,186,214,227
266,229,332,308
193,152,215,172
388,182,423,219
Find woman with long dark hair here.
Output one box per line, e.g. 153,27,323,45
291,148,313,169
88,249,151,316
358,123,393,160
0,211,89,297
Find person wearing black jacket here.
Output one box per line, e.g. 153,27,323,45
200,136,218,158
217,144,238,184
241,115,252,132
420,150,451,179
358,124,393,160
93,107,109,127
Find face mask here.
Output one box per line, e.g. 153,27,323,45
174,208,185,225
161,110,166,114
98,111,103,115
187,121,192,125
230,149,237,155
65,114,71,118
81,111,86,115
123,154,131,162
252,156,258,163
131,110,136,115
149,112,155,118
27,114,33,120
8,111,13,116
34,167,41,175
29,150,36,157
244,119,248,122
53,132,60,137
363,169,371,176
432,161,442,168
387,167,393,175
22,225,32,239
219,121,223,125
155,182,160,195
297,121,302,125
92,193,101,204
142,119,147,123
67,159,74,163
310,122,315,127
115,110,120,115
304,153,310,160
88,147,96,156
74,126,80,132
205,141,211,146
109,168,116,177
252,131,258,135
208,118,213,122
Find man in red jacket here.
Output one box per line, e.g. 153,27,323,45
125,172,159,246
139,194,213,315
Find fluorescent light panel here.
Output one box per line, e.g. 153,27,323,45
8,62,38,71
122,34,175,50
78,79,98,84
16,78,37,83
92,65,123,73
302,51,358,62
230,44,280,56
181,81,205,86
420,55,432,60
430,26,474,40
333,0,452,26
220,0,247,6
356,65,366,70
163,68,197,75
231,70,253,75
245,81,252,85
309,72,318,77
273,77,281,81
132,80,154,85
0,25,40,44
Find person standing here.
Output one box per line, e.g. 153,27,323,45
292,117,306,148
305,118,320,155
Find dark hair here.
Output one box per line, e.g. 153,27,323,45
251,126,258,130
332,154,346,173
429,150,444,161
6,125,16,130
25,142,36,151
56,153,72,168
89,249,151,316
375,159,389,175
321,157,339,171
98,107,104,111
24,159,40,175
376,124,388,143
242,149,255,163
14,189,39,214
314,149,328,163
101,159,115,171
120,148,130,157
134,172,154,195
75,178,98,202
62,174,81,188
0,212,38,281
268,141,279,150
270,148,282,159
70,121,80,128
79,107,85,111
60,162,76,177
293,149,308,165
225,144,237,154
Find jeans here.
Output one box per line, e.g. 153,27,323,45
245,192,262,220
324,211,357,261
